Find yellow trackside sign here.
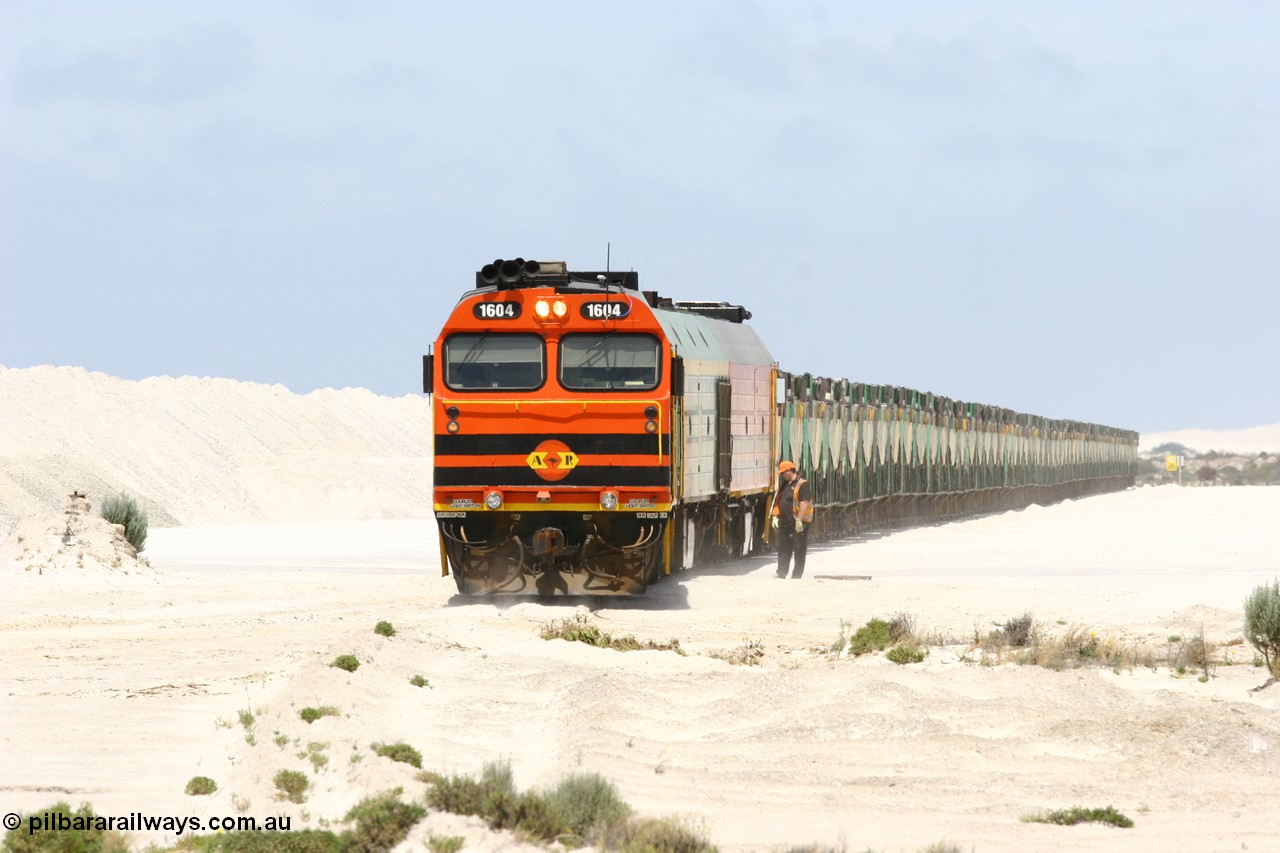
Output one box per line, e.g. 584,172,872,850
1165,454,1179,472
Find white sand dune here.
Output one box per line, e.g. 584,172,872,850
0,365,432,536
3,365,1280,852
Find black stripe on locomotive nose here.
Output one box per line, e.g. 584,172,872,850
434,433,669,456
432,466,671,488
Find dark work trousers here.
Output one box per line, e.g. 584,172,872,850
776,523,808,578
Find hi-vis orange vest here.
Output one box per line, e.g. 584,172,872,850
770,477,814,524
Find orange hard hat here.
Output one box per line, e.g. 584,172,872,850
777,460,796,474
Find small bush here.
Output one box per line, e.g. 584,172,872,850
1168,630,1215,677
343,789,426,853
372,742,422,769
493,791,563,839
886,645,925,665
274,769,310,803
1243,578,1280,674
424,758,514,814
887,611,917,642
838,618,892,656
542,613,608,645
424,761,567,841
300,741,329,772
540,613,682,653
409,675,430,688
1,802,130,853
601,815,718,853
197,829,344,852
185,775,218,795
196,829,344,852
427,761,513,817
1004,612,1034,647
299,706,341,724
331,655,360,672
100,492,148,552
1021,625,1102,671
546,772,633,842
374,621,397,638
427,836,465,853
708,638,764,666
1022,805,1133,828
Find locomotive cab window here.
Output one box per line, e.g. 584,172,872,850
559,333,661,391
443,333,545,391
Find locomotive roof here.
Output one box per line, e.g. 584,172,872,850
652,305,775,368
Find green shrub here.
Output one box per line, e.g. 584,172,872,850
274,769,310,803
1022,805,1133,828
409,675,430,688
197,829,344,852
1,802,130,853
330,655,360,672
540,614,682,653
424,761,566,840
100,492,148,552
185,775,218,795
427,836,465,853
427,766,506,817
546,772,632,842
371,742,422,769
342,789,426,853
491,790,563,839
299,706,340,724
837,618,892,656
886,645,925,665
374,621,396,638
542,613,608,645
1243,578,1280,674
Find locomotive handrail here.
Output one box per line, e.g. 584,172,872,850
434,397,666,459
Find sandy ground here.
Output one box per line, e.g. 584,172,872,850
3,486,1280,853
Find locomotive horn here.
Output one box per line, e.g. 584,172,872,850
480,260,502,285
523,259,540,274
498,258,524,283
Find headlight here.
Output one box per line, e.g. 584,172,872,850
599,490,619,510
552,299,568,317
484,490,503,510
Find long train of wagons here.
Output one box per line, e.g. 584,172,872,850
423,259,1137,595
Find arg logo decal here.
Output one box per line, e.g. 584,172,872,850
526,439,579,482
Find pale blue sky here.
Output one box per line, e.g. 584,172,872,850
2,2,1276,433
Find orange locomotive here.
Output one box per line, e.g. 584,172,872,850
423,258,776,595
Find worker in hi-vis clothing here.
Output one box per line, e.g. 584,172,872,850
770,460,813,579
